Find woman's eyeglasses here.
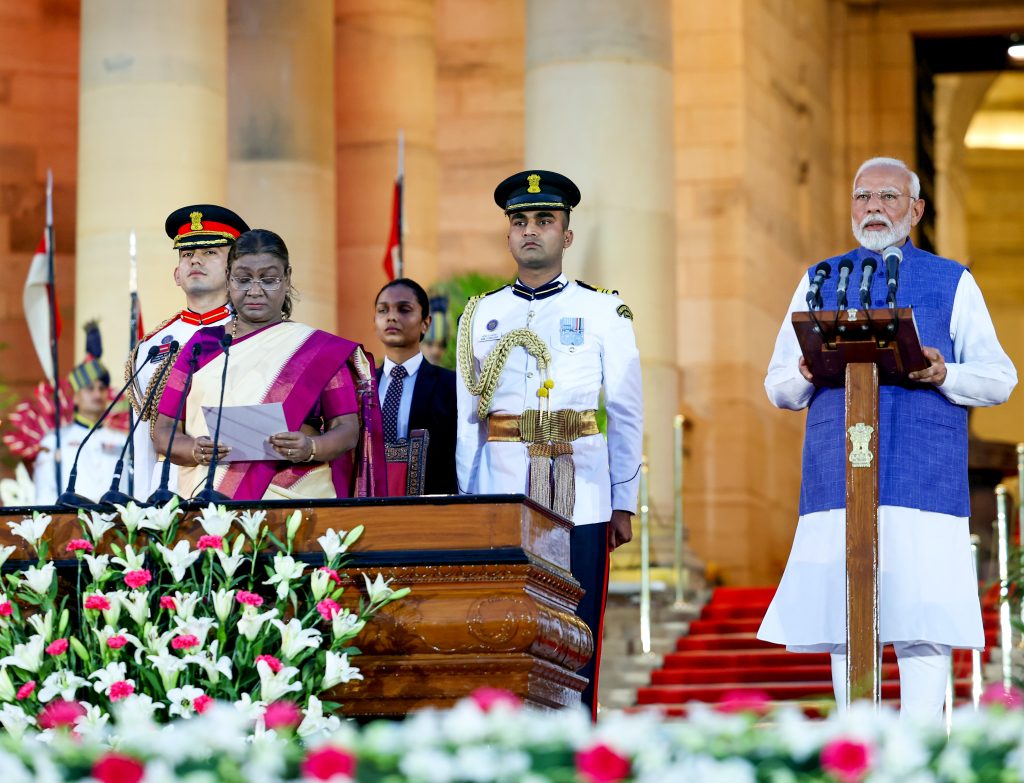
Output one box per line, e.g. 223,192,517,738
229,276,283,292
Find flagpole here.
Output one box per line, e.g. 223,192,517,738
45,169,63,495
396,130,405,280
127,229,139,495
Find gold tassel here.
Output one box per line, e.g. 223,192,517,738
528,443,553,510
552,451,576,519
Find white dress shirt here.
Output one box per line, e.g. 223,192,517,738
378,353,424,441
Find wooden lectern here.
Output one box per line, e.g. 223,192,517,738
792,307,928,705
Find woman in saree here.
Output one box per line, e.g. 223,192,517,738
153,229,386,500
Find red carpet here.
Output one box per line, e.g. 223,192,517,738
635,586,999,715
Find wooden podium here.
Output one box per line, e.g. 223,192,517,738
0,496,591,716
792,307,928,705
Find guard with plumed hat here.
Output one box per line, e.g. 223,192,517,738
125,203,249,501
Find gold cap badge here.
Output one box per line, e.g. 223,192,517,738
189,211,203,231
527,174,541,194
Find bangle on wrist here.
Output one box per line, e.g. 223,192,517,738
304,436,317,462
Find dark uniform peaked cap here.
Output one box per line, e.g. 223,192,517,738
165,204,250,249
493,170,581,214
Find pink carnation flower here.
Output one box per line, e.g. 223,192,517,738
37,699,87,730
66,538,94,554
92,753,145,783
197,535,223,551
255,654,283,674
470,687,522,713
319,567,343,586
0,601,12,617
317,598,341,621
160,596,177,611
301,747,357,781
236,590,264,607
194,694,214,714
84,594,111,611
820,738,873,783
716,688,772,715
45,638,69,656
264,700,302,731
980,682,1024,710
16,680,36,700
107,635,128,650
171,634,200,650
109,680,135,702
123,569,152,589
575,743,631,783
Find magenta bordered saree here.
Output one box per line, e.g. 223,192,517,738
157,321,386,501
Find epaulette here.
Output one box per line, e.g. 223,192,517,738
468,285,509,302
576,280,619,296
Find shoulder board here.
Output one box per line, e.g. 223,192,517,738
575,280,619,296
468,285,509,302
140,313,182,344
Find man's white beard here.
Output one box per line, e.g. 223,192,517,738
851,210,913,252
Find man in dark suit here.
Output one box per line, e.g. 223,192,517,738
374,278,458,495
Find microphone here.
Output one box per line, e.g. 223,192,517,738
835,257,854,310
193,333,233,504
57,346,161,509
99,342,179,507
149,342,203,507
805,261,831,310
883,245,902,308
858,257,877,309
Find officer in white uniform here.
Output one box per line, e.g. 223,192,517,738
126,204,249,501
34,324,127,504
455,170,644,715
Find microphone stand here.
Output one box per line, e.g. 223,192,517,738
100,343,178,507
148,342,203,507
56,346,160,509
193,334,233,504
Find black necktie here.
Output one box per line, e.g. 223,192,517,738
382,365,408,443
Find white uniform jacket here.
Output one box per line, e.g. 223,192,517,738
128,311,232,499
456,275,643,526
34,420,127,505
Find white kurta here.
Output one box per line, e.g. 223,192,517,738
129,312,232,500
758,269,1017,650
455,276,644,526
33,421,128,505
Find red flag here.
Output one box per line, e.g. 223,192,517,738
23,232,62,382
382,179,402,281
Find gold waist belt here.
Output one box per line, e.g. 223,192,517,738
487,409,599,445
486,409,599,520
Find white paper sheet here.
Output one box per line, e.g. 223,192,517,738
201,403,289,462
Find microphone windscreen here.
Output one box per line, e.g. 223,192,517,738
220,333,233,349
838,257,854,274
882,245,903,264
814,261,831,278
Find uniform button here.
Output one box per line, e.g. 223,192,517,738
527,372,534,379
569,347,575,353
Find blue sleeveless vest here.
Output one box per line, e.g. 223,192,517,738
799,240,970,517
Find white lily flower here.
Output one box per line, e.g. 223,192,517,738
0,544,17,571
122,590,151,626
233,692,266,722
90,660,129,692
113,692,164,724
101,590,127,627
22,561,56,595
185,640,233,684
310,567,333,601
172,615,218,646
82,553,111,583
317,528,346,561
363,572,398,604
114,501,148,536
237,509,267,541
79,509,117,543
111,544,146,572
0,667,15,700
256,659,302,702
147,649,188,691
27,608,54,641
285,509,303,541
271,617,322,659
0,703,33,740
74,705,111,743
198,502,238,538
94,625,144,652
38,668,89,702
167,685,206,718
264,553,306,600
7,511,52,550
212,588,235,623
298,695,342,739
237,606,278,641
0,634,45,672
139,498,182,534
331,609,366,642
172,590,203,620
215,536,246,581
0,463,35,507
321,651,363,690
156,541,202,582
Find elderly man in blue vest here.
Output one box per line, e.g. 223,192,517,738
758,157,1017,721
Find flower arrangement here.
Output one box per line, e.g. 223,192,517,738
0,502,408,738
2,685,1024,782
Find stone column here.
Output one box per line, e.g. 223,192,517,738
76,1,227,358
228,0,336,331
334,0,438,347
525,0,678,563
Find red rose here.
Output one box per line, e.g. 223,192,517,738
820,738,873,783
264,700,302,731
194,694,214,714
301,746,357,781
123,569,152,589
93,753,145,783
575,743,631,783
37,699,87,729
469,687,522,713
46,638,70,656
